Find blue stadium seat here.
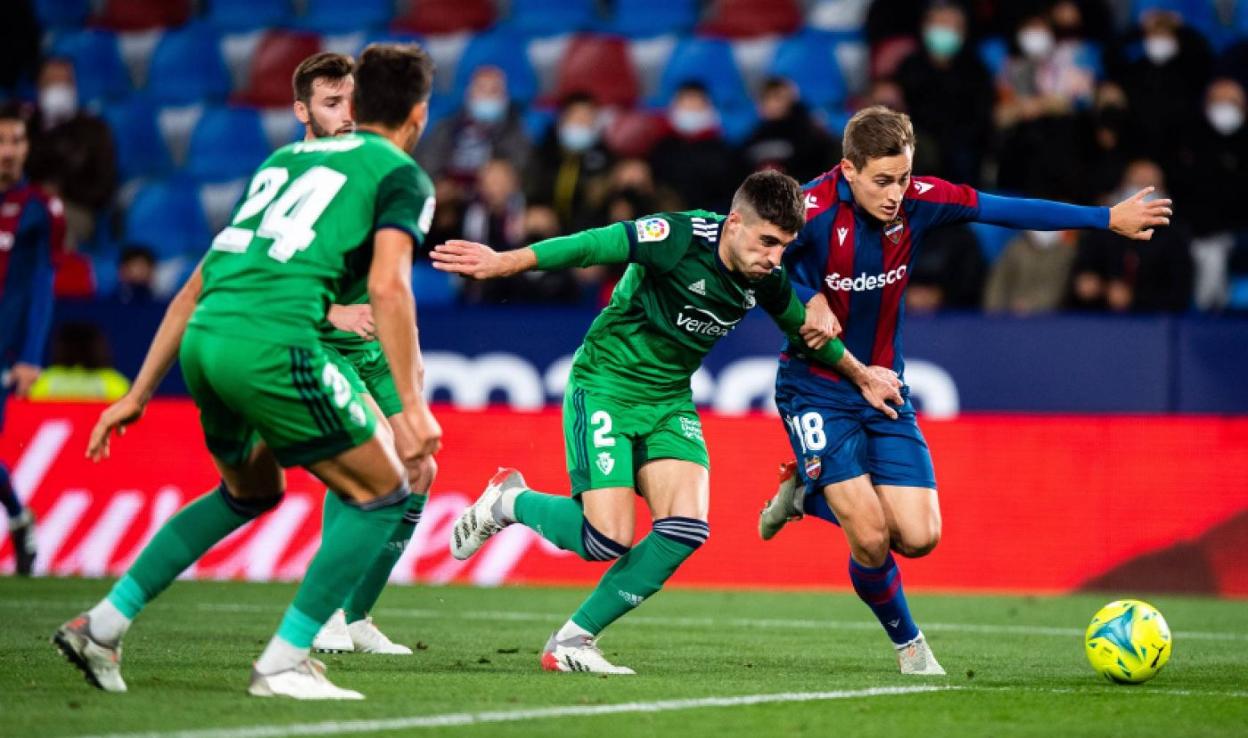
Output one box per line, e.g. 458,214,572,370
146,24,231,105
1229,276,1248,310
124,178,213,259
1130,0,1218,38
452,31,539,104
299,0,394,33
504,0,597,35
977,37,1009,77
50,30,131,104
655,38,749,109
102,97,172,180
603,0,697,37
34,0,90,29
412,263,457,308
769,31,849,109
204,0,294,31
185,107,272,182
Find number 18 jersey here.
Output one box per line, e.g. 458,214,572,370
190,131,431,345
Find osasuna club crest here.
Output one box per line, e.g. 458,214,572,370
596,451,615,475
884,218,905,244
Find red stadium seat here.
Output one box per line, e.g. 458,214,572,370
553,36,640,108
699,0,803,38
604,108,667,158
870,36,919,80
393,0,495,34
233,31,322,108
94,0,190,31
53,252,96,298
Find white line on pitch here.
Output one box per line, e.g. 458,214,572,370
74,686,952,738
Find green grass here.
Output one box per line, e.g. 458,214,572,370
1,578,1245,738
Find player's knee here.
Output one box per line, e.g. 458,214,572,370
581,518,631,561
217,481,282,518
652,516,710,552
896,527,941,558
851,529,892,567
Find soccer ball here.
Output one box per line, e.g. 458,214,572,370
1084,599,1172,684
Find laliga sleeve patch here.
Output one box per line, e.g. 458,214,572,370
636,217,671,243
417,197,436,236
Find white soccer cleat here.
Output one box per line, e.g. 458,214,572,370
248,658,364,700
759,460,804,541
896,632,946,675
347,617,412,655
51,613,127,693
449,467,525,560
312,609,354,653
540,632,635,675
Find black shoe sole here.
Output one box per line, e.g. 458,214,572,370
51,630,105,691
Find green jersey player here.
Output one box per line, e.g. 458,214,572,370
433,171,902,674
55,44,441,701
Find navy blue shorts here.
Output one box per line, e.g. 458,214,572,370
774,376,937,496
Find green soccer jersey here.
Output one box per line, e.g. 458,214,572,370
532,211,844,402
190,131,434,345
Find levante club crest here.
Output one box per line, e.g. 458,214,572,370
804,455,822,480
884,218,905,244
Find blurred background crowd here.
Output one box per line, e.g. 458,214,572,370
3,0,1247,320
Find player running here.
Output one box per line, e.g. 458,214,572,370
756,106,1172,675
432,171,902,674
54,44,441,700
0,102,62,576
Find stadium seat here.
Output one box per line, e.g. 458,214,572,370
654,37,749,109
523,106,557,142
233,31,322,107
769,31,849,109
553,35,641,107
412,263,457,308
699,0,803,38
124,178,213,259
185,107,273,182
95,0,191,31
1131,0,1217,37
204,0,294,32
146,24,232,105
870,35,918,80
299,0,394,33
603,0,698,38
392,0,495,34
603,108,667,157
50,30,131,105
977,37,1009,77
53,252,96,298
199,179,247,234
504,0,597,35
452,31,539,104
34,0,90,29
102,97,172,180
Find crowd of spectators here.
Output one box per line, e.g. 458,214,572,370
4,0,1248,315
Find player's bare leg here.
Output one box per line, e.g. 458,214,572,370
877,485,941,559
822,475,944,675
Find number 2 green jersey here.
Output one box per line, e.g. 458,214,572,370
531,211,845,403
190,131,433,345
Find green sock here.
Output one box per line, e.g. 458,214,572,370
570,528,702,635
514,490,590,558
278,490,407,648
341,493,426,623
107,485,258,618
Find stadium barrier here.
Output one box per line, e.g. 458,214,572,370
2,401,1245,596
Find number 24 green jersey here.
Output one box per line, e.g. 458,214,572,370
190,131,434,345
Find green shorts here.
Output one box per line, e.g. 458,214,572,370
324,342,402,418
181,326,377,468
562,377,709,495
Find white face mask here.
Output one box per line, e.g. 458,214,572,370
1207,101,1245,136
39,83,77,126
1028,230,1063,249
1143,35,1179,65
1018,28,1055,60
671,108,718,136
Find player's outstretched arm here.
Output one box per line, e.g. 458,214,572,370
86,263,204,461
1107,187,1173,241
370,228,441,462
973,188,1172,240
429,239,536,279
430,223,631,279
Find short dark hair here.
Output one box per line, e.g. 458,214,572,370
119,244,156,266
674,80,711,99
842,105,916,169
0,100,30,125
731,170,805,235
352,43,435,128
292,52,353,105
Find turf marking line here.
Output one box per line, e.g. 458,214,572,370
76,686,952,738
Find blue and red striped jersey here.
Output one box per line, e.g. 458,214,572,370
0,179,64,368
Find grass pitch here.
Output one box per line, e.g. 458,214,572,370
2,578,1245,738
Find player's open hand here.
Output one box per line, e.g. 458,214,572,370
800,293,841,350
430,240,506,279
327,303,375,340
1109,186,1173,241
858,368,903,420
86,393,146,462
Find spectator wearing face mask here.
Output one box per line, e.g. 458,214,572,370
895,0,994,186
524,93,613,232
1084,81,1142,202
416,66,531,187
1067,160,1193,313
984,229,1078,315
648,82,746,213
741,77,839,184
25,58,117,252
1113,10,1212,170
994,11,1098,200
